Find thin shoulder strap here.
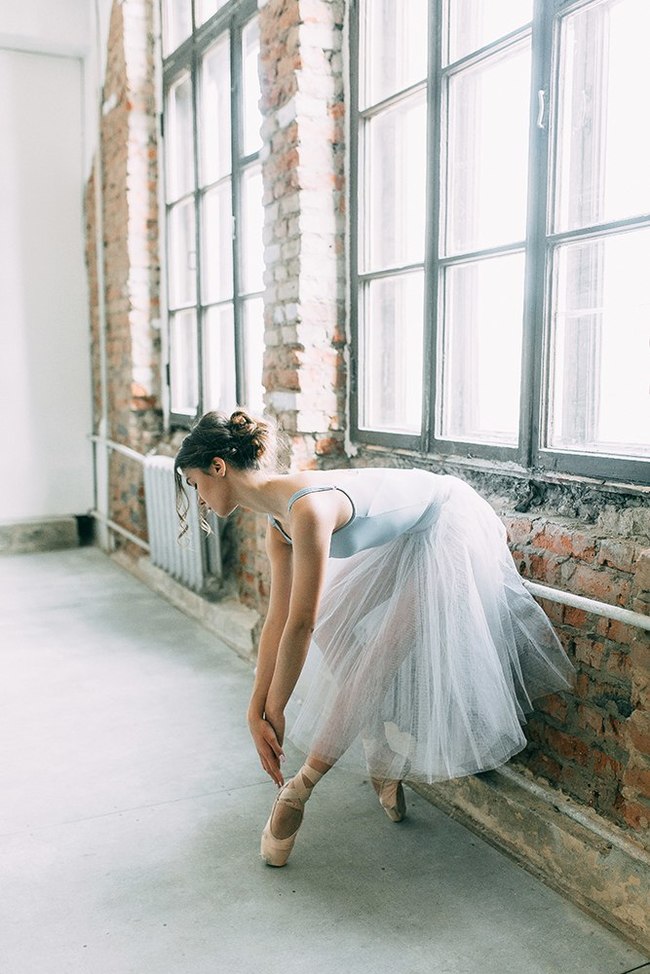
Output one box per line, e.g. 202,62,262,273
286,485,337,513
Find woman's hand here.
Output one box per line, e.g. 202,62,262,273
264,707,286,751
248,713,285,787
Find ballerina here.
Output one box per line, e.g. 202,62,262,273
175,409,575,867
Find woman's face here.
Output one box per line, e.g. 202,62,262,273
184,462,236,518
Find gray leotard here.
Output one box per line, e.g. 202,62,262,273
268,467,447,559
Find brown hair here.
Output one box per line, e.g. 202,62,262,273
174,409,276,539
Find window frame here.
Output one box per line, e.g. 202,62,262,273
161,0,260,429
350,0,650,485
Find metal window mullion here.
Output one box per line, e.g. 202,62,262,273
239,147,261,169
190,40,204,418
236,153,262,302
546,213,650,247
200,171,234,196
442,20,533,77
358,262,426,283
230,20,245,408
520,0,554,470
349,0,361,440
430,4,536,459
438,241,527,267
238,287,264,302
358,79,428,120
423,0,443,453
165,187,196,209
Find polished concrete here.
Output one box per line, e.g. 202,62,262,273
1,548,648,974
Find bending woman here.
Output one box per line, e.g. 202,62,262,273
174,409,575,867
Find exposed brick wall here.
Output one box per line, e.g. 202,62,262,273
351,450,650,835
229,0,349,627
86,0,649,839
259,0,347,466
504,514,650,832
85,0,163,552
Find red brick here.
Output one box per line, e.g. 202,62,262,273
563,606,589,629
527,752,563,782
623,765,650,797
614,796,650,830
597,539,637,573
604,649,632,679
632,548,650,593
530,523,565,554
593,750,623,779
568,564,632,607
628,716,650,755
577,703,605,736
595,617,637,645
573,636,606,669
544,726,591,766
537,693,569,723
520,551,566,586
532,597,563,626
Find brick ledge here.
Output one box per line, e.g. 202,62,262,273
410,766,650,953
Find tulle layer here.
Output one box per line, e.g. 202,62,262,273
286,475,575,783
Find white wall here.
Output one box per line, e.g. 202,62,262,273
0,1,112,523
0,0,113,176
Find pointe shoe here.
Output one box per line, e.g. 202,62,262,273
363,739,409,823
371,776,406,823
260,765,321,867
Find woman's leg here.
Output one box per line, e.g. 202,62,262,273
269,756,332,839
261,758,332,866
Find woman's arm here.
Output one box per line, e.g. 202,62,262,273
264,501,332,725
247,522,293,785
248,523,293,721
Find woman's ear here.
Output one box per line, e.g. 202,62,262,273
211,457,226,477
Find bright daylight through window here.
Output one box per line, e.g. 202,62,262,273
353,0,650,483
162,0,264,425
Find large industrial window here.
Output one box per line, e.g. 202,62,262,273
161,0,264,426
351,0,650,484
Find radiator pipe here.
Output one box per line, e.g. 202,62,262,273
89,509,150,552
89,435,649,632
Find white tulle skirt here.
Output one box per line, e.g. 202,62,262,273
286,475,575,783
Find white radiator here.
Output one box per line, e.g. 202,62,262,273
143,455,221,593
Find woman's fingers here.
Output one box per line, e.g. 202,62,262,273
258,734,284,785
264,727,285,761
261,751,284,786
249,715,285,785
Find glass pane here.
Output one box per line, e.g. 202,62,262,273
439,253,524,445
170,310,198,414
203,304,236,413
359,0,428,109
445,0,532,65
196,0,229,27
242,296,265,415
162,0,192,57
240,164,264,294
168,200,197,308
554,0,650,233
445,41,531,255
362,91,427,273
201,181,233,304
548,228,650,457
360,273,424,433
200,35,231,186
165,73,194,202
241,18,262,156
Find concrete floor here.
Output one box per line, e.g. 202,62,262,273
1,548,648,974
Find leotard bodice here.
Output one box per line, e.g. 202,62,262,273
269,467,450,559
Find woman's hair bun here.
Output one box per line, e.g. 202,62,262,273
228,409,266,460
